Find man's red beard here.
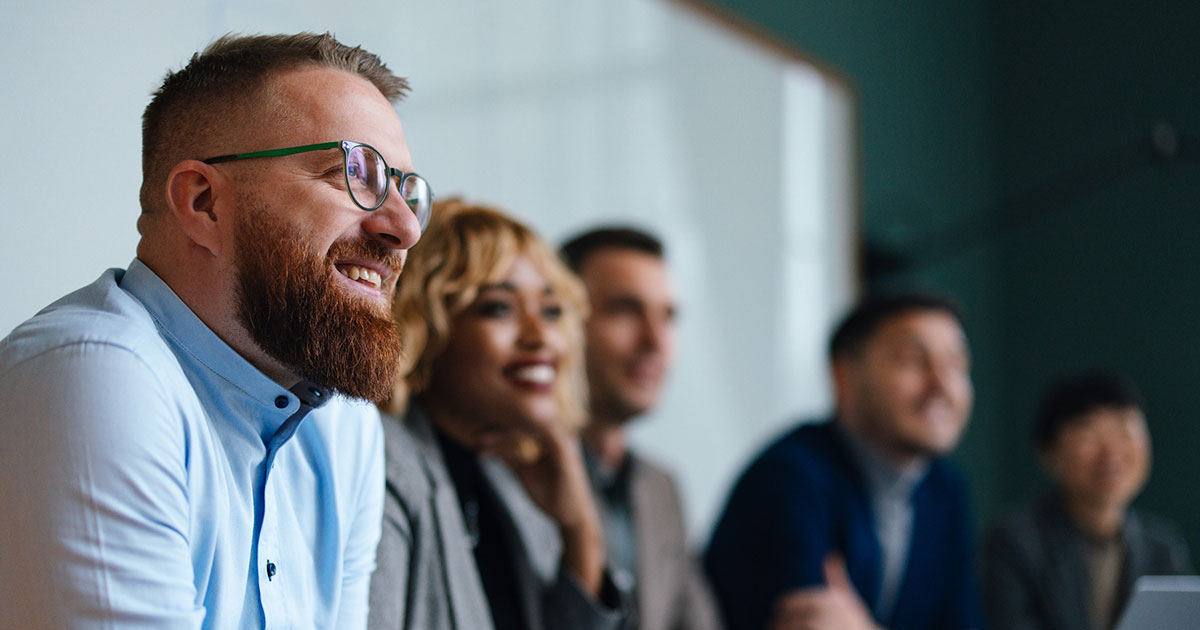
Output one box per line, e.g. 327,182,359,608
233,200,404,402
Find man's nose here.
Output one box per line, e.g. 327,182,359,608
638,312,672,352
925,359,960,395
363,183,422,251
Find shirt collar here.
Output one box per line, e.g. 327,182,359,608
581,442,634,500
838,422,930,500
120,258,329,439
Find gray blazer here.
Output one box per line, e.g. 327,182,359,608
981,495,1193,630
368,406,626,630
625,455,724,630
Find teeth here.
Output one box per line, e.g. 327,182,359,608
513,364,555,384
338,265,382,289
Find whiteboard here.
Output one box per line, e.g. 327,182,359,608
0,0,857,541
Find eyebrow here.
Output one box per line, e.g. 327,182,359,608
604,293,679,314
892,335,971,359
479,282,515,293
478,282,556,296
314,152,344,170
284,154,341,179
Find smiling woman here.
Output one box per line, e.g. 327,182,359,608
385,198,587,428
369,198,628,630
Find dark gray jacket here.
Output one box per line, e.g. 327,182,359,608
591,454,724,630
981,495,1193,630
367,406,626,630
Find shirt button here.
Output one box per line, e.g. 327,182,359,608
274,396,289,409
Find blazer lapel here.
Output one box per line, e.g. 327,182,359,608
1115,510,1150,621
1037,499,1092,630
827,426,883,611
408,408,495,630
631,458,672,630
480,457,563,630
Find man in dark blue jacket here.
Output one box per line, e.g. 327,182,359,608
705,293,982,630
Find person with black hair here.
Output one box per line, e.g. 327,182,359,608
705,293,981,630
561,226,725,630
982,371,1192,630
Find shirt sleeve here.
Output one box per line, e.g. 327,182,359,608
337,410,386,629
0,341,204,629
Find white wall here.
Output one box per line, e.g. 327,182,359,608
0,0,857,542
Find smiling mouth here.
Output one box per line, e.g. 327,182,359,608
506,364,556,387
336,264,383,291
627,360,664,385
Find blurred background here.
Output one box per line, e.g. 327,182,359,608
2,0,1197,559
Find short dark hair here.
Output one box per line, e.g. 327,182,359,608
139,32,409,214
1034,371,1144,449
828,292,963,361
559,226,664,273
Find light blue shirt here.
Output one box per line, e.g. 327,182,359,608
0,259,385,629
841,428,929,623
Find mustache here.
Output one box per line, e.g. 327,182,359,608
327,237,406,274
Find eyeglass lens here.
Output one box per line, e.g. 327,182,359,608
400,174,432,232
346,144,431,231
346,145,387,209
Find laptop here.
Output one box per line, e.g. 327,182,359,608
1115,575,1200,630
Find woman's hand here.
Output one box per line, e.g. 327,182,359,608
479,422,606,595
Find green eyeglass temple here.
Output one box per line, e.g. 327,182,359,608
202,141,347,163
201,140,433,229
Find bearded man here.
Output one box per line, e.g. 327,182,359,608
0,33,431,629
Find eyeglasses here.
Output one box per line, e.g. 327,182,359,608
202,140,433,232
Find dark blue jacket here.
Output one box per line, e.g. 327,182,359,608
704,420,982,630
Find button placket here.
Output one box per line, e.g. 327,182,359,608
259,445,286,627
257,383,321,628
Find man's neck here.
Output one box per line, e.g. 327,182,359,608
191,307,301,390
1064,494,1126,541
838,423,930,495
136,252,301,390
581,420,628,470
837,419,927,472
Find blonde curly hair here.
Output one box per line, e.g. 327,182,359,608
383,198,590,432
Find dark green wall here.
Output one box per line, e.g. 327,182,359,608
696,0,1009,526
992,0,1200,559
704,0,1200,557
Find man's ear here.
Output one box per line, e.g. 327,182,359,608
830,356,856,404
165,159,227,257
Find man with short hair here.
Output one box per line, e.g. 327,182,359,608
0,33,431,628
705,293,982,630
561,227,724,630
982,371,1192,630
